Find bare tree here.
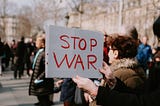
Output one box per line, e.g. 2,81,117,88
0,0,7,39
0,0,18,40
16,15,31,38
28,0,65,29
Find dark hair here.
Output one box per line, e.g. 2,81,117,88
153,16,160,37
110,34,138,59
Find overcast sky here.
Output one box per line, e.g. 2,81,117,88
9,0,33,7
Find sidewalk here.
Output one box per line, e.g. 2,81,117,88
0,70,63,106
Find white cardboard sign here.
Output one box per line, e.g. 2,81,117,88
45,25,103,78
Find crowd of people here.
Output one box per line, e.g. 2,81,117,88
0,17,160,106
0,36,36,77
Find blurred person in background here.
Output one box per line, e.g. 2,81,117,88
136,35,152,74
14,36,26,79
103,34,111,65
0,37,4,76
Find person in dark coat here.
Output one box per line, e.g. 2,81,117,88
14,36,26,79
25,38,36,76
60,78,76,106
0,37,4,75
146,49,160,92
29,35,54,106
3,42,12,69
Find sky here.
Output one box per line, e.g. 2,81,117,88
9,0,33,7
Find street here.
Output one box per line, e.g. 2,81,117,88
0,70,63,106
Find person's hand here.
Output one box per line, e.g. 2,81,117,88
55,79,63,87
84,92,93,103
72,76,98,96
29,69,33,75
99,62,116,88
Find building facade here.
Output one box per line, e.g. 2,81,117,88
0,16,31,42
68,0,160,47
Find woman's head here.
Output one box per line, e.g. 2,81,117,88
36,35,45,49
108,34,138,63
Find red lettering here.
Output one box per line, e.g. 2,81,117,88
71,36,80,49
53,52,76,68
90,39,97,51
74,54,84,70
87,54,97,70
60,35,70,49
78,38,87,50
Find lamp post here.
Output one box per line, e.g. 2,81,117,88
118,0,123,31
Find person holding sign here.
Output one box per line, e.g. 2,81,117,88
29,35,54,106
73,35,147,105
106,34,146,90
72,61,160,106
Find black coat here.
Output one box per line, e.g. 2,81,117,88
96,58,160,106
29,49,54,96
60,78,76,102
96,78,160,106
16,40,26,62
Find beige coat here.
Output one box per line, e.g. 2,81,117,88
110,58,146,89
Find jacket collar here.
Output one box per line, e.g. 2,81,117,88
110,58,139,71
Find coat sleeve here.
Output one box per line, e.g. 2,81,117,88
96,79,160,106
37,52,45,80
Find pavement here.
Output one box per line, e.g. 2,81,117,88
0,69,63,106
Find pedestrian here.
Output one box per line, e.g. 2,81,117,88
0,37,4,76
10,39,17,70
14,36,26,79
3,41,12,70
29,35,54,106
136,35,152,72
25,38,36,77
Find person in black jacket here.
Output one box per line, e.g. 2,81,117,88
29,35,54,106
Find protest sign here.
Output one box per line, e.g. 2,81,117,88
45,25,103,78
